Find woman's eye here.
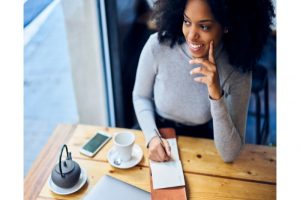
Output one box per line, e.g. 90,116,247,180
200,24,209,31
183,19,190,25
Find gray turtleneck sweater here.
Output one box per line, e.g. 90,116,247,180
132,33,252,162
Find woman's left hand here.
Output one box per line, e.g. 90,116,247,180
189,41,222,100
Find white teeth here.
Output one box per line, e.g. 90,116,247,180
189,43,203,49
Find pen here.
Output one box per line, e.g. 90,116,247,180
154,128,169,157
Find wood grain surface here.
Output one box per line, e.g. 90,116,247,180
24,124,276,200
178,136,276,184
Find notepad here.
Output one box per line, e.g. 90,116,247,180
150,138,185,189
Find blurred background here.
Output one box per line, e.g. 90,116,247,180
24,0,276,175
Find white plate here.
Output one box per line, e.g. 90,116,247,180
48,167,88,195
107,144,143,169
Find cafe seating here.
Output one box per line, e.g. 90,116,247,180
249,64,270,145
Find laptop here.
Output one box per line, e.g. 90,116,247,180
83,175,150,200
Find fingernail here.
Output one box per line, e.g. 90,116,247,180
190,70,193,75
189,60,193,64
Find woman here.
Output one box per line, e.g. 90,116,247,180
132,0,275,162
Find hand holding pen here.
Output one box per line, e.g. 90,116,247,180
148,128,171,162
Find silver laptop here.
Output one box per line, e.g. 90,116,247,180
83,175,150,200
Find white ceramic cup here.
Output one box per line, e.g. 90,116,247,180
113,132,135,162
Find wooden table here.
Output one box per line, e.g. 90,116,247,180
24,124,276,200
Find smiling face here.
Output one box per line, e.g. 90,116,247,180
182,0,223,58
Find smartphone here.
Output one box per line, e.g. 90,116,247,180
80,132,112,157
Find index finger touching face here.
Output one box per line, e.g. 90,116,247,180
208,41,215,64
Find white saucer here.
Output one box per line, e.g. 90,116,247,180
107,144,143,169
48,167,88,195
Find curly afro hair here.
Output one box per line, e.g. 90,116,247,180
151,0,275,72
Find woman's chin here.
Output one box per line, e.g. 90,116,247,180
191,53,207,59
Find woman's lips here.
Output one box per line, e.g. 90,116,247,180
187,42,205,54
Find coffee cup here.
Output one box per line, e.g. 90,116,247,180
113,132,135,162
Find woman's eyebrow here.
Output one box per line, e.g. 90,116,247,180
183,13,214,23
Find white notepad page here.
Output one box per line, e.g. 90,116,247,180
150,138,185,189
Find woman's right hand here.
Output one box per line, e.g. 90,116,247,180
148,136,171,162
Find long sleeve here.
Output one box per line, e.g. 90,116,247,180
132,33,252,162
210,71,252,162
132,36,158,146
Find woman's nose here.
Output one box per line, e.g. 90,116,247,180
188,26,200,41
